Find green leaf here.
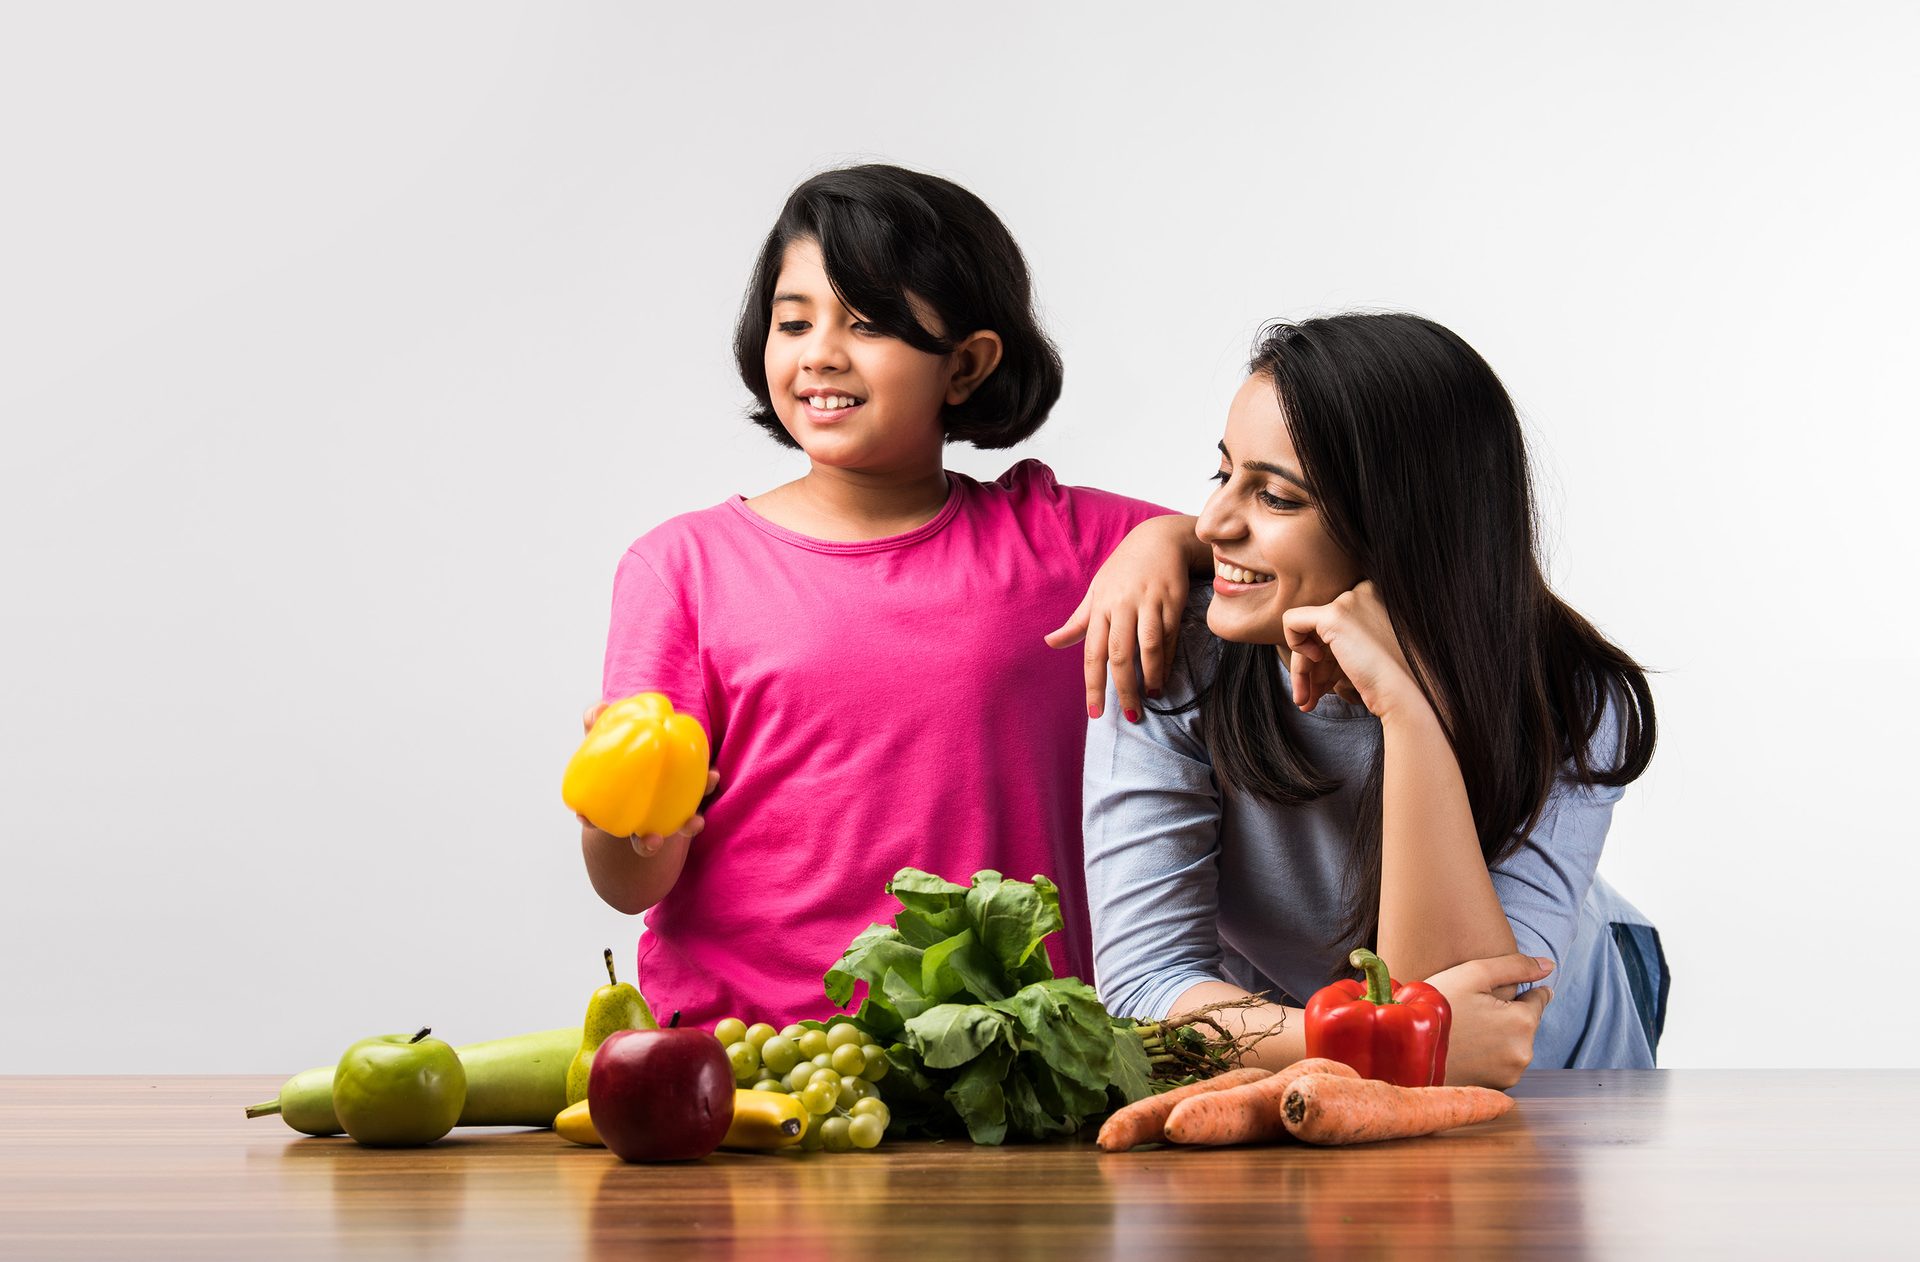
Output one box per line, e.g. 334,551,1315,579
1004,1067,1079,1141
944,1041,1014,1145
876,1044,953,1138
919,929,1010,1004
965,871,1063,981
990,978,1115,1093
1104,1021,1155,1105
902,1003,1012,1071
888,868,971,915
1014,875,1061,985
894,904,972,948
823,923,908,1006
1027,1054,1107,1120
852,996,905,1039
881,968,936,1020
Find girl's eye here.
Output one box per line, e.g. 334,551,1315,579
1209,470,1230,486
776,320,809,335
851,321,888,337
1258,490,1305,511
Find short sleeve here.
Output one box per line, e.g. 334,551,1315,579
996,459,1172,586
601,547,712,745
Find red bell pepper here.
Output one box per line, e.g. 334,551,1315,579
1304,948,1453,1087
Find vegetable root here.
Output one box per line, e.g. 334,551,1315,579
1281,1074,1514,1145
1162,1058,1360,1147
1095,1067,1272,1152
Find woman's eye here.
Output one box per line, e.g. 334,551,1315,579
776,320,809,335
1258,490,1305,511
1209,470,1230,486
851,321,887,337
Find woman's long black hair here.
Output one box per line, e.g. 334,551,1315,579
1185,314,1656,962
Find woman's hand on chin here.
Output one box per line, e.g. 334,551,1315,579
1425,952,1555,1089
1280,580,1426,720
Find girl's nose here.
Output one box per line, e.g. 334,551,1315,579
801,327,850,374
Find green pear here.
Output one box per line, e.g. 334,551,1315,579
564,947,657,1104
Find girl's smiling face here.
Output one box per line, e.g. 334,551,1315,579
763,238,994,473
1197,373,1362,644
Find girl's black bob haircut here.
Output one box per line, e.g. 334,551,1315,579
733,164,1064,450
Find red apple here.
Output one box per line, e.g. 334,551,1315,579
587,1027,735,1162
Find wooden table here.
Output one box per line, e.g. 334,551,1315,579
3,1071,1914,1258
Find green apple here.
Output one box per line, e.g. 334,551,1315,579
333,1027,466,1147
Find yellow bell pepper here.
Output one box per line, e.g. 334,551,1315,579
563,693,711,838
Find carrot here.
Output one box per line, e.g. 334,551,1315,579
1094,1067,1272,1152
1280,1073,1515,1146
1161,1057,1360,1147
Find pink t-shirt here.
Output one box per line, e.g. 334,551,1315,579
601,459,1168,1029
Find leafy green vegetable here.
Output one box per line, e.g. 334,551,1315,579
822,868,1154,1144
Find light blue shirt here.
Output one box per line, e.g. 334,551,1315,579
1083,612,1660,1070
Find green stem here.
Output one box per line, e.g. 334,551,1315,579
1348,949,1395,1006
244,1100,281,1119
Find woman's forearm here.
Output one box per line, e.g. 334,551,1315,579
1374,704,1515,980
1166,980,1306,1071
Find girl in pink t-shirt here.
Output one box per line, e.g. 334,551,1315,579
577,165,1205,1028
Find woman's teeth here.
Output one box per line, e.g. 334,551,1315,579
808,395,861,410
1217,562,1275,585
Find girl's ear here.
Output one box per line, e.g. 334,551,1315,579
944,330,1004,404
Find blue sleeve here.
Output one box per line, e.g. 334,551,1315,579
1490,695,1627,979
1082,671,1228,1021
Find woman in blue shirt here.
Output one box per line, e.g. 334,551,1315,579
1084,313,1666,1086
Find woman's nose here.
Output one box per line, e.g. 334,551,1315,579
1196,486,1239,543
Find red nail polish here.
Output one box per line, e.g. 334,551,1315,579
1147,688,1163,700
1088,705,1099,719
1124,708,1140,723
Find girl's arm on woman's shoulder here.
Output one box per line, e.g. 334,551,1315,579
1046,515,1209,720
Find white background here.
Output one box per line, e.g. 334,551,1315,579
3,2,1916,1073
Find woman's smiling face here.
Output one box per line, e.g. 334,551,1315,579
1197,373,1362,644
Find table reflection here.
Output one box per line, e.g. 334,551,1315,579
1096,1117,1588,1260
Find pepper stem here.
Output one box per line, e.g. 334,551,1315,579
604,947,617,986
1349,949,1395,1005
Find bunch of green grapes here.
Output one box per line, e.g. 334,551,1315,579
713,1017,892,1152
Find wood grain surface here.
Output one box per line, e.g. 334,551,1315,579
2,1071,1915,1259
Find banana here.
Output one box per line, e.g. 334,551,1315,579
553,1098,603,1146
721,1089,807,1150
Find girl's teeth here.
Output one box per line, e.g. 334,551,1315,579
1219,563,1274,584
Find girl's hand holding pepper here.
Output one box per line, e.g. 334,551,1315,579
577,702,720,857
